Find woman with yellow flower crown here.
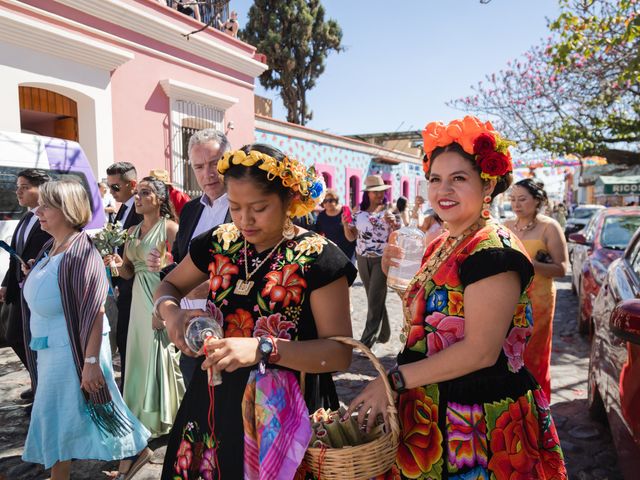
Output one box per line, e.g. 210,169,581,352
154,144,356,479
347,117,567,480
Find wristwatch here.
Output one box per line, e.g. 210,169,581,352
257,336,280,373
387,365,407,394
84,356,98,365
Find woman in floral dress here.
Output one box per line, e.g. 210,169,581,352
154,144,356,479
349,116,567,479
345,175,399,348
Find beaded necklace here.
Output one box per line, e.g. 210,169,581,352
399,220,486,346
512,218,537,232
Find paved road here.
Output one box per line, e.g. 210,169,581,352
0,276,623,479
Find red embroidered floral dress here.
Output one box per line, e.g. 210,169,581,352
383,223,567,480
161,224,356,480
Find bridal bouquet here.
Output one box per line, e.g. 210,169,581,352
92,221,129,277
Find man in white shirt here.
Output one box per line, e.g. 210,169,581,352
147,128,230,385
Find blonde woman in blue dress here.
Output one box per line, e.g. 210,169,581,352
110,177,184,439
21,180,150,480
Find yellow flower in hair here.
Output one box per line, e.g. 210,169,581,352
213,222,240,250
217,152,232,173
295,235,327,256
217,149,325,218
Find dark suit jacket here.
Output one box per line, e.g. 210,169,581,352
1,212,51,305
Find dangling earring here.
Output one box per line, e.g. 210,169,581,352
481,195,492,221
283,217,296,240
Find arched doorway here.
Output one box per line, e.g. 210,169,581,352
348,175,359,208
402,179,410,198
321,171,333,189
19,86,78,141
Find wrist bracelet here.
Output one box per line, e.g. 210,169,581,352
153,295,180,320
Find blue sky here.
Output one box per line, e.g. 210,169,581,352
232,0,561,135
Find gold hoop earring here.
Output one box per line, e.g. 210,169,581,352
481,195,492,220
283,217,296,240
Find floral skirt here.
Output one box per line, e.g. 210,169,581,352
161,361,338,480
375,361,567,480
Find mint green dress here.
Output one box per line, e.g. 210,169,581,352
123,218,185,437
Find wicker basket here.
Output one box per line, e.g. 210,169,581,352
302,336,400,479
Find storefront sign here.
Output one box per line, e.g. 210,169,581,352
604,183,640,194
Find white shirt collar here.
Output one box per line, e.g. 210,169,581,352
200,193,228,209
123,196,135,209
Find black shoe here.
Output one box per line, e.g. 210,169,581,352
19,388,34,401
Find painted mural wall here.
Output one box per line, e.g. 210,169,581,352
255,129,425,207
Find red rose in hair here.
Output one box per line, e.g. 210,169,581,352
479,151,511,177
473,133,496,155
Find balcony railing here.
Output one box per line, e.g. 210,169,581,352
164,0,230,28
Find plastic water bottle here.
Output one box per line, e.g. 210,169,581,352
387,217,426,292
185,316,224,385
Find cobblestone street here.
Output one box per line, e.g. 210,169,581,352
0,275,623,479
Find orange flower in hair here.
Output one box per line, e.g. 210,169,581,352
421,115,514,180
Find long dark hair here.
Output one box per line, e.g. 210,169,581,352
140,176,176,221
396,196,408,212
429,143,513,199
359,191,371,211
222,144,291,204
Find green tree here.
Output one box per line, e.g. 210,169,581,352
549,0,639,86
241,0,343,125
449,0,640,164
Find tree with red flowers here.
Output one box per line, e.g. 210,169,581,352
448,0,640,164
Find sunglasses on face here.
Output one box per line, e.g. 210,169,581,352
324,198,338,204
109,183,121,192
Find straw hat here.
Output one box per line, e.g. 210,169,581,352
149,168,172,185
362,175,391,192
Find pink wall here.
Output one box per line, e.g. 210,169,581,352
381,172,394,203
109,53,255,176
19,0,258,178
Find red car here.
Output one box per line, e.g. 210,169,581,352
590,227,640,479
570,207,640,336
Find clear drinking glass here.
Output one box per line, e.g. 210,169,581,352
185,316,224,385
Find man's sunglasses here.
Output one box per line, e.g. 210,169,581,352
109,184,122,192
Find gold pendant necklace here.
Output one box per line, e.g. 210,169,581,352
399,220,485,348
234,237,287,295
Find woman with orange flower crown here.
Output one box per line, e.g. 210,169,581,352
154,143,356,479
347,116,567,480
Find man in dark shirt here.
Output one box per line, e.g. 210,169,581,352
0,169,51,401
105,162,142,389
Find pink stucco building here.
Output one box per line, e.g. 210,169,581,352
0,0,267,191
